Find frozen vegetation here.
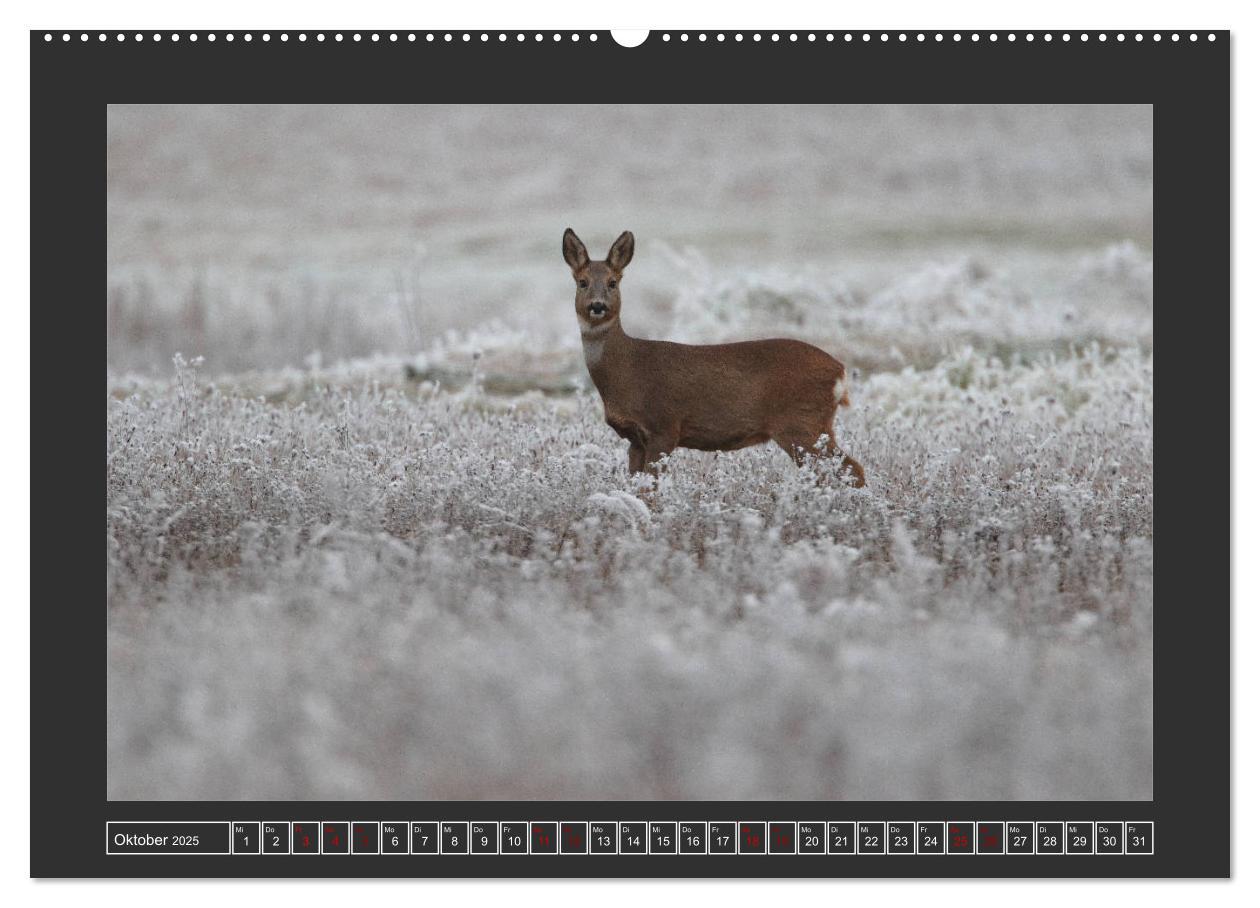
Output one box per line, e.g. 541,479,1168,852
107,105,1152,800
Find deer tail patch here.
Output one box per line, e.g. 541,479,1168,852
834,367,851,408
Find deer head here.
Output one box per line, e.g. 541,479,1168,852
563,228,634,331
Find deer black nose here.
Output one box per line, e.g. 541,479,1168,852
588,302,608,316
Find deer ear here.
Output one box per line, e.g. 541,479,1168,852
562,228,590,272
607,231,635,271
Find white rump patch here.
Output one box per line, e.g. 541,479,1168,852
834,374,851,407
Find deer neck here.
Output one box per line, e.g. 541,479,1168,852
582,318,640,402
580,317,631,385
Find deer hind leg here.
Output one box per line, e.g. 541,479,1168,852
818,433,866,487
772,429,814,467
773,427,866,488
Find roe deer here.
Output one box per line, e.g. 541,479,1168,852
563,228,865,487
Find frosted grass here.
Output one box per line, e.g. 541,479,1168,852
108,346,1151,800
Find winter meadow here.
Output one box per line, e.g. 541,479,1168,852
107,105,1152,800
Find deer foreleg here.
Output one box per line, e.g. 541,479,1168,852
627,442,646,474
642,431,678,477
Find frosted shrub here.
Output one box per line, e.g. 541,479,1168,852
641,243,1151,378
1072,241,1154,305
656,244,864,344
108,344,1151,801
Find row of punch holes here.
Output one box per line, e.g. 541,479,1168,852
44,31,1218,45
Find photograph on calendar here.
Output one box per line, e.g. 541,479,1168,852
106,104,1153,801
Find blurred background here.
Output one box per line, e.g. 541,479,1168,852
108,104,1152,382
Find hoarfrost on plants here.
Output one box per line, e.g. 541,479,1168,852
108,344,1151,800
107,103,1152,800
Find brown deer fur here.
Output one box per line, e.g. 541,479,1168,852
564,230,866,486
563,229,865,487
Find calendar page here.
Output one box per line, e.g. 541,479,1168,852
30,25,1228,879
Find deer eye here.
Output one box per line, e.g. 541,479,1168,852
608,279,617,289
578,279,588,288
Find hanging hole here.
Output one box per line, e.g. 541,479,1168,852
611,29,649,48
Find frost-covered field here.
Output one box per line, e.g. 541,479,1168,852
107,105,1153,800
